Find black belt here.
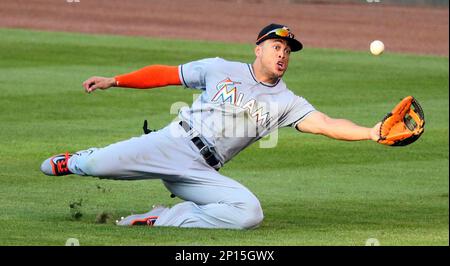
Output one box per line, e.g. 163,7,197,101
179,121,221,170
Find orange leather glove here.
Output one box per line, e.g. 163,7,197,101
378,96,425,146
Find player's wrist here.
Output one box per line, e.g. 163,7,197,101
111,77,118,87
369,123,381,142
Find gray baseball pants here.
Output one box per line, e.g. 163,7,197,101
67,121,264,229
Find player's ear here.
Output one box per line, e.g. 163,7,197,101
254,45,262,57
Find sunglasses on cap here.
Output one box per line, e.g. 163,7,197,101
256,27,295,43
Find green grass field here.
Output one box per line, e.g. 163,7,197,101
0,28,448,246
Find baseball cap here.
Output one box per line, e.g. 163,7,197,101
256,23,303,52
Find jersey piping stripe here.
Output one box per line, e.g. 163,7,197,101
179,64,189,88
292,110,316,130
246,64,280,88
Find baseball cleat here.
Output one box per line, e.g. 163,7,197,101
116,205,168,226
40,152,73,176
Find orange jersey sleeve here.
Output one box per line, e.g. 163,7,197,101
114,65,181,89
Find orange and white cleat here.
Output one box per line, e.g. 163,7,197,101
116,205,168,226
40,152,73,176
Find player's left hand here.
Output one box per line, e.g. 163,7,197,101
377,96,425,146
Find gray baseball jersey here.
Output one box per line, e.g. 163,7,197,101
178,57,316,164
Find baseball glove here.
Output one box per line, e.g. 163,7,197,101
378,96,425,146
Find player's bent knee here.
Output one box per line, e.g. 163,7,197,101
238,198,264,229
241,208,264,229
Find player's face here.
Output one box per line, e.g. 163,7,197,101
256,39,291,80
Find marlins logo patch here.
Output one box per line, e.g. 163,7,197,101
212,78,241,104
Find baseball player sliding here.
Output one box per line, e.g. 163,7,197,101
41,24,382,229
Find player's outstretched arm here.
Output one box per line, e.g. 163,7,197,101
296,111,381,142
82,65,181,93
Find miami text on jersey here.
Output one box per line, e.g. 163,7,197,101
212,78,271,126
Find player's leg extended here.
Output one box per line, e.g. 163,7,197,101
152,170,264,230
40,123,195,180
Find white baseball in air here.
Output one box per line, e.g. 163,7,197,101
370,40,384,56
